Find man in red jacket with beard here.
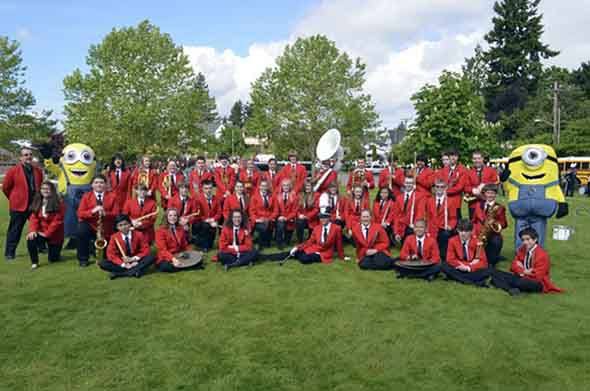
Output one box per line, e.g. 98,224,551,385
2,147,44,261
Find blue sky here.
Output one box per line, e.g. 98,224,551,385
0,0,315,118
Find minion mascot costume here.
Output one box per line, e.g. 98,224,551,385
40,143,97,248
501,145,568,249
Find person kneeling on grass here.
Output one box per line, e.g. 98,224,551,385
441,219,490,287
490,228,563,296
394,219,441,281
218,209,258,271
100,214,155,279
350,209,394,270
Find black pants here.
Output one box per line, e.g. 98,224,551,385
441,263,491,287
294,250,322,264
275,220,293,248
295,219,311,243
254,222,273,248
358,252,394,270
218,250,258,268
77,221,101,264
491,270,542,294
5,210,31,257
394,263,441,279
193,221,216,250
156,260,203,273
27,236,63,265
485,235,503,266
437,229,456,263
99,255,155,278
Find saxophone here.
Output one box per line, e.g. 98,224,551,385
353,168,365,188
94,211,107,250
475,204,502,258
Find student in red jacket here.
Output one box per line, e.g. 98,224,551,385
249,179,277,249
124,184,158,244
393,176,426,244
26,181,65,269
465,150,499,219
77,175,120,267
278,151,307,194
395,219,441,281
188,156,213,196
237,158,260,197
128,155,159,200
318,181,346,228
155,208,201,272
373,187,396,245
261,158,282,193
100,214,155,279
345,186,370,235
158,160,185,209
414,154,434,197
223,181,249,221
471,184,508,266
213,153,236,198
442,219,490,287
424,179,458,262
295,179,319,243
219,209,258,271
3,147,44,260
346,159,375,196
282,211,344,264
351,209,393,270
274,178,299,249
193,180,221,252
491,228,562,296
106,153,131,210
312,160,337,195
435,149,468,220
378,160,405,197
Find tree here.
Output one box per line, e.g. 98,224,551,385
400,71,503,163
572,61,590,99
246,35,380,161
483,0,558,128
63,20,216,159
195,72,218,123
462,44,488,96
229,100,245,128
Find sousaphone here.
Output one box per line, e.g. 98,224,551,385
313,129,344,192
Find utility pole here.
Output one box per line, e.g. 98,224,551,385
553,81,561,145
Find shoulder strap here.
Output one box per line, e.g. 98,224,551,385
59,163,71,186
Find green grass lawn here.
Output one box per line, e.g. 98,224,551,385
1,195,589,391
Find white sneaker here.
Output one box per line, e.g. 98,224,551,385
289,247,298,256
31,263,38,270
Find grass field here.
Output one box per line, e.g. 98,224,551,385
1,194,589,391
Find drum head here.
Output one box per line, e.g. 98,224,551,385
174,251,203,268
395,259,436,270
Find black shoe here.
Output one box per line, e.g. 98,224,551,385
5,255,16,262
426,274,436,282
224,264,230,272
79,261,90,268
508,288,521,296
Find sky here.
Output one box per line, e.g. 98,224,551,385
1,0,589,129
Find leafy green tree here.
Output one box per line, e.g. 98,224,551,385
400,71,503,163
228,100,245,128
462,44,488,96
0,36,34,122
246,35,380,160
483,0,558,129
63,20,216,159
572,61,590,99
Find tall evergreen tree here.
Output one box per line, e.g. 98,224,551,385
195,72,218,123
229,100,244,128
483,0,558,129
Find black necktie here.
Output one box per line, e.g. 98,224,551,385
139,199,144,209
207,197,212,210
477,169,482,182
124,235,132,256
380,200,384,210
363,225,369,240
233,228,239,245
284,193,288,204
462,241,469,261
263,194,269,208
436,198,441,211
239,196,245,211
404,194,409,212
322,225,329,244
170,226,178,243
116,170,120,185
97,194,103,206
330,196,335,209
355,200,360,213
23,164,35,194
524,250,532,269
417,239,423,258
181,198,186,215
170,174,175,187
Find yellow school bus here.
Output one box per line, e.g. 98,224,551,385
490,156,590,185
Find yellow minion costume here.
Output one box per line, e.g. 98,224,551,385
501,144,568,248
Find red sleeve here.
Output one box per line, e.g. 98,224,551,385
211,197,222,221
464,170,476,194
238,232,253,253
44,203,65,238
447,174,466,196
373,227,390,252
29,211,41,233
366,171,375,189
470,246,488,271
400,239,412,260
429,239,441,263
497,206,508,229
529,250,550,280
105,195,119,219
155,229,174,261
510,246,526,274
335,226,344,259
135,232,150,258
106,236,124,265
218,228,232,252
378,169,388,189
77,194,94,220
2,169,14,198
446,238,466,268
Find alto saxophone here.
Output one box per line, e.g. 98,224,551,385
94,211,107,250
475,203,502,258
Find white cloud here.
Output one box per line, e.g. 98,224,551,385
16,27,32,41
184,0,590,127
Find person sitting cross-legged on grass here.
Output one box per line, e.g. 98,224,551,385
218,209,258,271
350,209,394,270
490,228,563,296
441,219,490,287
155,208,202,273
394,219,441,281
100,214,155,279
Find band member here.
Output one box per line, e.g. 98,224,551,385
26,181,65,269
471,184,507,266
465,150,499,219
345,185,370,233
278,151,307,193
319,181,346,227
101,214,155,279
77,175,120,267
490,228,562,295
296,179,320,243
261,158,282,192
237,158,260,196
223,181,249,221
425,179,458,262
106,153,131,209
129,155,158,199
218,209,258,271
393,176,426,244
442,219,490,287
214,153,236,198
123,184,158,244
414,154,434,196
312,160,338,194
2,147,44,260
351,209,393,270
395,219,441,280
275,179,298,249
435,149,467,219
158,160,185,209
194,180,221,252
169,182,202,240
155,208,201,272
249,180,277,249
284,211,344,264
188,156,213,196
378,158,405,197
346,159,375,195
372,187,396,244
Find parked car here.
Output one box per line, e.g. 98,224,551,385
367,160,387,176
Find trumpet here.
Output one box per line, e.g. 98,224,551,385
94,212,108,250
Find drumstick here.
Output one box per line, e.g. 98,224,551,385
114,239,129,264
